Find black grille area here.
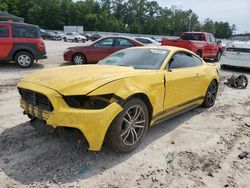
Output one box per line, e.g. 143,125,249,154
18,88,53,111
226,47,250,53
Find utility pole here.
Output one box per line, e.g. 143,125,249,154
188,13,193,32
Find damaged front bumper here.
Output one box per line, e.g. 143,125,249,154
18,81,123,151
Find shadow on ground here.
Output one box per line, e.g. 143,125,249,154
0,62,44,71
60,61,74,66
0,107,205,185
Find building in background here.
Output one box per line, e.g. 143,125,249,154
0,10,24,22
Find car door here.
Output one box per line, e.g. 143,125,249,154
164,52,201,112
203,34,213,57
0,24,12,59
67,33,73,40
209,34,219,56
113,38,134,52
87,38,114,62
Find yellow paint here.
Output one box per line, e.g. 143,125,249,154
17,46,219,151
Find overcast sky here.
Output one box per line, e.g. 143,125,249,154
156,0,250,33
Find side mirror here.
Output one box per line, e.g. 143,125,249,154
217,40,222,44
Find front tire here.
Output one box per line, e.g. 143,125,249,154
14,51,34,68
107,98,149,152
72,53,86,65
214,51,221,62
202,80,218,108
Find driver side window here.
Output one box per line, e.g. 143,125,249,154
95,38,114,47
168,52,197,69
209,34,216,43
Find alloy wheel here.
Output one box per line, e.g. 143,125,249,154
18,55,31,67
235,75,248,89
120,105,146,146
74,55,84,64
206,82,217,106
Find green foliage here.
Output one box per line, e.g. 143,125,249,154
0,0,234,38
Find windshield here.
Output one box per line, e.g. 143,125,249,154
99,48,169,69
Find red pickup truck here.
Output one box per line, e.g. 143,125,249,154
161,32,223,62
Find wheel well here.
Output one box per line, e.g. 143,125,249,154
126,93,153,122
213,79,219,86
13,50,34,61
72,53,87,62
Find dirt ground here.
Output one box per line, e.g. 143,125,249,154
0,40,250,188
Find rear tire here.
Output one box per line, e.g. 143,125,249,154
107,98,149,152
14,51,34,68
74,38,79,43
202,80,218,108
63,37,67,42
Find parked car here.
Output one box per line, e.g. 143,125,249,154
221,41,250,68
18,46,219,152
40,30,60,40
89,33,102,41
48,32,62,40
64,36,143,64
53,31,65,39
134,37,161,46
0,21,46,67
161,32,224,62
40,29,48,39
63,32,86,43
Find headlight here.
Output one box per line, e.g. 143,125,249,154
63,94,118,109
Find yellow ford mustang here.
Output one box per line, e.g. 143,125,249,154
17,46,219,152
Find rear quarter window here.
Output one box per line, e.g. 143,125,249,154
0,26,9,38
13,25,40,38
136,38,152,44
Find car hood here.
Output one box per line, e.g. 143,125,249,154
20,65,154,95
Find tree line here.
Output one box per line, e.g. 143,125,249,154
0,0,236,38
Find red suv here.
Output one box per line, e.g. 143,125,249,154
0,22,46,68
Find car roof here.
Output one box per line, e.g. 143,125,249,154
183,32,210,35
100,35,138,40
134,37,152,40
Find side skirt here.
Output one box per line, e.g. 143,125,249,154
152,104,200,125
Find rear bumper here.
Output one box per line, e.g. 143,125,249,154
18,81,123,151
36,54,47,60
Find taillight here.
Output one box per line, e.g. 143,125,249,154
37,41,45,52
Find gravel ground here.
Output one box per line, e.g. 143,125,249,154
0,40,250,188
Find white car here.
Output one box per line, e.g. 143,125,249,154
63,32,87,43
221,41,250,68
134,37,161,46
